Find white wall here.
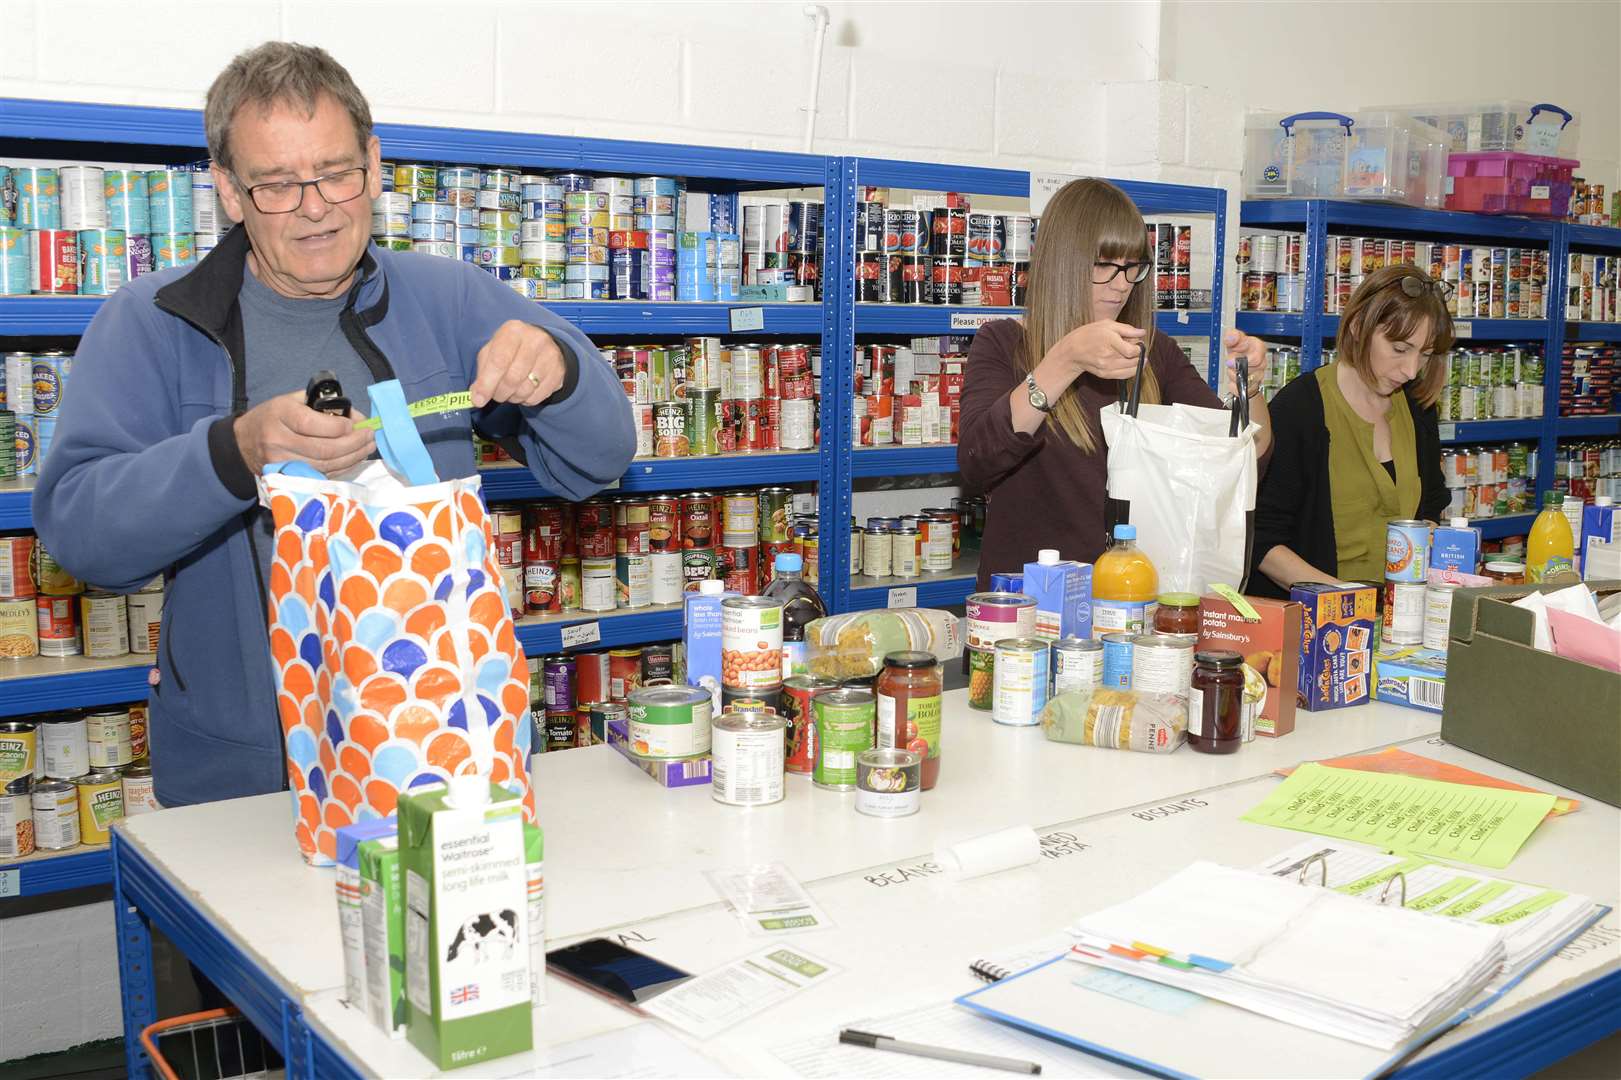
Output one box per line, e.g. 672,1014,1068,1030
1160,0,1621,191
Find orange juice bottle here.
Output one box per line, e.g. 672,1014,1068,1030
1526,491,1575,582
1092,524,1160,634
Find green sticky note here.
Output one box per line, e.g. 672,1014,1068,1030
1209,583,1260,621
1242,763,1556,870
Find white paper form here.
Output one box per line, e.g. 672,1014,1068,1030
643,946,841,1041
497,1022,729,1078
772,1002,1145,1078
705,863,834,936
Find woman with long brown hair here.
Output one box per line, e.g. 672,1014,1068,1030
1250,265,1453,596
958,178,1271,589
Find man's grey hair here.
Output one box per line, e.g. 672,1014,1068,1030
204,42,373,173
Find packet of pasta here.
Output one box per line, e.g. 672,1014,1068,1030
1039,688,1186,753
802,608,963,680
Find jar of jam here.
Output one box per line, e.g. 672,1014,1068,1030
1188,650,1244,755
1483,560,1526,585
876,650,943,789
1154,593,1202,637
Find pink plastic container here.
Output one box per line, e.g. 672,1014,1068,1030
1445,152,1577,218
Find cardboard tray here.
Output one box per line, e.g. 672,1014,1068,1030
1440,582,1620,807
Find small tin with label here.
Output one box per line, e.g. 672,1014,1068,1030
855,748,921,818
710,706,786,807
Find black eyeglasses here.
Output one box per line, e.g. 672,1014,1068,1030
1092,260,1152,285
1392,273,1455,301
235,166,369,214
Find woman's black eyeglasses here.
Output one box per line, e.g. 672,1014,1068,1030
1092,260,1152,285
1392,273,1455,301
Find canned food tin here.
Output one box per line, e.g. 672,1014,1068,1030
609,648,643,701
1385,520,1432,583
681,547,717,591
558,557,581,611
615,500,654,557
41,712,88,779
626,684,712,759
0,791,32,858
860,526,891,578
127,587,163,653
542,655,576,713
524,558,560,615
646,497,680,552
681,493,716,549
0,597,38,659
721,491,758,540
889,528,920,579
855,748,921,817
756,487,794,543
580,556,616,612
1052,637,1105,694
1383,581,1426,646
0,227,29,295
718,541,758,596
813,688,875,790
1129,633,1196,705
782,674,839,774
80,590,129,658
128,703,148,761
966,646,995,710
574,651,611,704
721,595,783,691
992,638,1050,726
30,229,79,294
544,711,577,752
711,707,787,806
59,165,107,230
964,592,1037,653
653,401,688,457
77,228,126,295
76,768,124,845
0,720,36,793
649,551,683,605
85,707,132,769
31,779,79,848
615,553,652,608
1101,632,1135,689
921,517,954,572
1423,582,1459,651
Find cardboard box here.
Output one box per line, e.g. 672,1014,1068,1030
359,835,406,1038
1441,582,1621,806
1197,595,1303,737
607,720,713,787
335,818,397,1019
1022,555,1093,641
1292,582,1379,711
1373,645,1447,714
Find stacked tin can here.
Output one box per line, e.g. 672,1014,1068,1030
3,349,71,478
511,487,817,620
1147,221,1196,311
854,188,1031,307
1560,345,1616,416
1438,442,1537,520
1235,231,1306,313
1567,179,1611,227
526,643,684,753
1436,346,1546,422
1257,345,1303,400
856,506,959,579
1565,252,1620,323
851,341,965,447
741,199,822,301
1557,439,1621,502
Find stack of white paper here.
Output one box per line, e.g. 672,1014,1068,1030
1066,861,1506,1050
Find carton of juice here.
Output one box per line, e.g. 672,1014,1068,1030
1291,582,1378,711
359,834,406,1038
400,777,532,1069
1021,549,1093,641
336,818,398,1018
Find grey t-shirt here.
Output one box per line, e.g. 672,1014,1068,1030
239,265,377,595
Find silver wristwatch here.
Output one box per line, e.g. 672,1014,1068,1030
1025,373,1053,413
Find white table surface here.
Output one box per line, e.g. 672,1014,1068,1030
119,690,1620,1078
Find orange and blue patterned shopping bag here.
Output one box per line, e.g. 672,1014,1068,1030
259,381,534,865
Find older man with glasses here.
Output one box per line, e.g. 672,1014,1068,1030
33,41,636,809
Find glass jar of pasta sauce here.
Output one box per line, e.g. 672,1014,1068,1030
1153,593,1202,637
1188,650,1244,755
876,651,943,789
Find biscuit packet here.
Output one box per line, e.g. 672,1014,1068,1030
1039,689,1186,753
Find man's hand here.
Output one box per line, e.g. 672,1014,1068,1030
471,320,567,408
233,390,375,476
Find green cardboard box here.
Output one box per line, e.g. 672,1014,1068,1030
1440,581,1620,807
400,778,533,1069
359,835,405,1038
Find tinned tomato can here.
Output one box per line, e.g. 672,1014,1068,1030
609,648,643,701
781,674,839,774
576,498,616,558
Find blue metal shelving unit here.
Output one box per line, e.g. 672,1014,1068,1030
0,848,113,898
0,660,154,718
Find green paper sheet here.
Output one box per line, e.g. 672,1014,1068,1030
1242,763,1556,869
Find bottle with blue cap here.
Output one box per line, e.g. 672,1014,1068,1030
1092,522,1160,635
763,551,826,680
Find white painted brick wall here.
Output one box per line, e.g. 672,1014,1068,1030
0,900,121,1059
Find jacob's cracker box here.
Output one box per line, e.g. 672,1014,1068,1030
1291,582,1378,710
400,777,532,1069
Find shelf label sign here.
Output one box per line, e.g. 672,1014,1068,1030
1176,310,1190,324
1453,321,1473,339
1030,171,1081,217
729,306,766,333
887,587,917,609
949,312,997,331
560,621,602,649
1530,185,1551,201
1437,423,1457,442
0,869,16,898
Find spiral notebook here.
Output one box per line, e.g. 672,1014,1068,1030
968,934,1074,983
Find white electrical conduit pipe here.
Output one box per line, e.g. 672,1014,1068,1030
802,5,831,153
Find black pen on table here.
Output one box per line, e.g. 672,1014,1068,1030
839,1028,1042,1075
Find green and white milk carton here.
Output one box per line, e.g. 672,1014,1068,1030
524,823,546,1007
335,818,398,1020
399,776,532,1069
358,834,406,1038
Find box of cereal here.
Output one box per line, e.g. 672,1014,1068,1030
1290,582,1378,711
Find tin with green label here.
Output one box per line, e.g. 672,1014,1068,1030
685,387,720,457
812,688,875,790
626,684,712,760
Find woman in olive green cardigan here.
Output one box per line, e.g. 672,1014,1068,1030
1251,265,1454,597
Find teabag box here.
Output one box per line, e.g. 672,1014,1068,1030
400,776,532,1069
335,818,398,1017
1022,549,1093,641
1291,582,1379,710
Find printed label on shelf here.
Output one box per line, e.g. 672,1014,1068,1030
1530,185,1551,201
1454,321,1473,339
1030,171,1081,217
561,621,602,649
729,306,766,333
1177,310,1190,324
949,312,998,331
0,869,16,898
887,586,918,609
1438,423,1457,442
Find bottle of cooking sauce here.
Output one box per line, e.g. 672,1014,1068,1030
876,651,943,789
1153,593,1201,638
1092,524,1159,634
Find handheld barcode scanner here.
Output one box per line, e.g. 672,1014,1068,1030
305,370,351,418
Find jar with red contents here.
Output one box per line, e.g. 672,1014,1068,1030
1188,650,1244,755
1153,593,1201,637
876,651,943,789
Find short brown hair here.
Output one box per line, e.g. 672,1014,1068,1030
205,42,372,173
1336,265,1453,408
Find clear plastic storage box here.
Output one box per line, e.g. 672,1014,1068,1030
1445,152,1578,218
1245,111,1450,206
1402,101,1580,158
1344,111,1451,207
